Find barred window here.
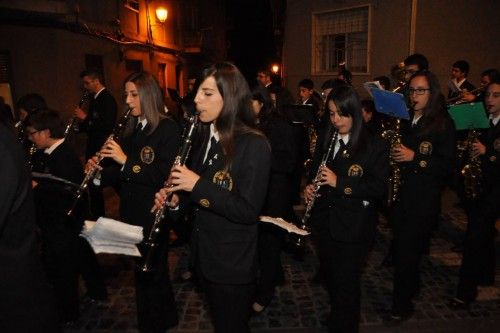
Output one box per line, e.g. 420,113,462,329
312,6,369,74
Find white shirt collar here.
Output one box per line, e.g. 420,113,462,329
94,87,106,99
453,78,466,89
138,117,148,129
338,133,350,144
412,114,423,125
209,123,220,142
490,114,500,126
44,138,65,155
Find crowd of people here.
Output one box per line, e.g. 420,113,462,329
0,55,498,333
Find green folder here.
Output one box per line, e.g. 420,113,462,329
448,102,489,130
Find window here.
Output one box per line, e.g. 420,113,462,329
312,6,369,74
124,0,139,12
125,59,143,72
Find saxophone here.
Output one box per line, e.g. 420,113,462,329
67,108,132,216
295,129,338,248
140,113,199,272
461,129,482,200
382,118,402,206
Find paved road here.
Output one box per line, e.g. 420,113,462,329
67,189,500,332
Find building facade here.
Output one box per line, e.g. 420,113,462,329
283,0,500,97
0,0,225,118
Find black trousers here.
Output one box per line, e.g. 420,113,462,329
255,223,286,306
135,241,178,333
457,200,498,302
77,237,107,299
315,222,369,333
201,277,255,333
41,228,80,322
391,203,437,315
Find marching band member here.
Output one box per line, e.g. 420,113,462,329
304,86,389,332
87,71,180,333
251,88,297,313
26,109,84,324
0,119,60,333
451,78,500,308
387,71,456,324
155,62,271,333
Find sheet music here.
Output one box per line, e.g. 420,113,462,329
80,217,143,257
259,216,310,236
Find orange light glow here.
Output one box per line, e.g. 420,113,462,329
156,7,168,23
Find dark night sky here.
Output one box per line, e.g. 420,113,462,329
225,0,277,85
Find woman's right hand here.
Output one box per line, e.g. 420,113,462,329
152,188,179,212
304,184,316,204
84,155,102,174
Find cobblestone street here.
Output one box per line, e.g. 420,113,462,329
67,189,500,333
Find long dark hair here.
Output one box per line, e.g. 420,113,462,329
324,85,365,153
199,62,261,162
123,71,167,136
409,70,449,136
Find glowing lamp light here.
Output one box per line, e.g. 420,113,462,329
271,64,280,74
156,7,168,23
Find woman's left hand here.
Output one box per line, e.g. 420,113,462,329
165,164,200,193
318,165,337,188
99,138,127,165
392,143,415,162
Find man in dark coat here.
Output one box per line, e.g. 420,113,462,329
0,122,60,332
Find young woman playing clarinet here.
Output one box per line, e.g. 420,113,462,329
155,62,271,333
87,71,180,333
304,86,389,332
386,70,456,324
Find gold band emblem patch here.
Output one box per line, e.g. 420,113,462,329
348,164,363,177
140,146,155,164
213,171,233,191
199,199,210,208
419,141,433,155
344,187,352,195
132,165,141,173
419,160,427,168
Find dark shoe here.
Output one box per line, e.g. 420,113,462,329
449,297,470,310
379,254,394,268
383,310,413,326
85,291,108,302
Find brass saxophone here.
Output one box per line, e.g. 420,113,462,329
382,118,402,206
140,113,199,272
295,129,338,248
461,129,482,200
67,108,132,216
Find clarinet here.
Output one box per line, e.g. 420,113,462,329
140,114,199,272
295,129,338,248
64,91,90,137
67,108,132,216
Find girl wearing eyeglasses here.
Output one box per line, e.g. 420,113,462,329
386,70,456,324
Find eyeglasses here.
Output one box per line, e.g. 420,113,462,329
27,130,41,136
404,69,417,75
408,88,430,95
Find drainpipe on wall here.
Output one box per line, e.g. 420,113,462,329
409,0,418,54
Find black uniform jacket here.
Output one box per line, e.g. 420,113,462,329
312,129,389,243
477,121,500,217
397,115,456,216
32,140,85,231
189,132,271,284
80,89,118,158
103,117,180,233
0,126,59,332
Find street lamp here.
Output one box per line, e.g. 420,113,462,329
156,7,168,23
271,64,280,74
